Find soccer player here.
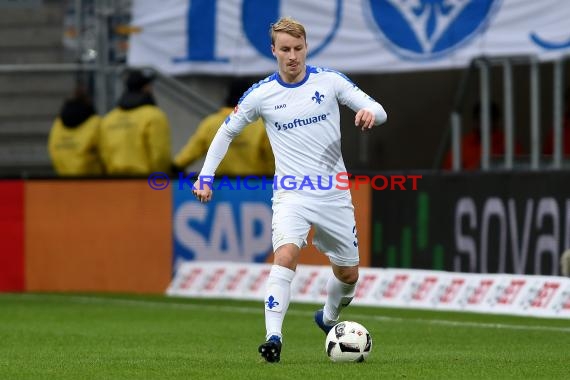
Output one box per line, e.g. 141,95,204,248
192,17,387,363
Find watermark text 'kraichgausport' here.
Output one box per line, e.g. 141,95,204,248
147,172,422,191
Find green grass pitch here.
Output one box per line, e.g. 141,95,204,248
0,293,568,379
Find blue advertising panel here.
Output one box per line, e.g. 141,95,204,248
172,178,273,271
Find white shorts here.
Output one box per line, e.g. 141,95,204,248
271,193,359,266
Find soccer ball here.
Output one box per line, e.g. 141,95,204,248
325,321,372,362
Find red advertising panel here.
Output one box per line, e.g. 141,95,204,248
0,180,25,291
26,180,172,294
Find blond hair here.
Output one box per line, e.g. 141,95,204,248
269,17,306,45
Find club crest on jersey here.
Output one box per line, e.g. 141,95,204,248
312,91,325,104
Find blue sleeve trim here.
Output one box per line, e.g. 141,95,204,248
238,74,276,104
319,66,356,87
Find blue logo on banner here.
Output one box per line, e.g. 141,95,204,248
367,0,501,60
530,33,570,50
242,0,342,60
176,0,343,63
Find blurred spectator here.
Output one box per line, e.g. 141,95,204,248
48,87,104,176
173,78,274,176
443,102,524,170
542,87,570,157
100,69,171,175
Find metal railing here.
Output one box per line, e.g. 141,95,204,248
0,63,218,116
63,0,218,114
0,0,219,177
552,55,569,168
438,55,569,171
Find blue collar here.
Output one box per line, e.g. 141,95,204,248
275,66,311,88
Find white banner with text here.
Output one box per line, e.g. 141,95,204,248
167,262,570,319
129,0,570,75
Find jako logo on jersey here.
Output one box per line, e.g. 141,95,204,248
312,91,325,104
266,295,279,309
274,114,327,131
367,0,501,60
274,104,287,110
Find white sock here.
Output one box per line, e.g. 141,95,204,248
264,265,296,340
323,275,356,325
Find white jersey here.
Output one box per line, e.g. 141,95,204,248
200,65,387,199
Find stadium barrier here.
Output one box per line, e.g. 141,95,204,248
371,171,570,275
2,172,570,293
168,262,570,319
0,178,369,293
0,179,172,294
171,177,372,267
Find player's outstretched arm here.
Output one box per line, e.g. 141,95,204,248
192,123,236,203
191,84,258,202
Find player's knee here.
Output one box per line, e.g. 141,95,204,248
337,270,359,285
274,243,300,270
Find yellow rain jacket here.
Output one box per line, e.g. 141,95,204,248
100,94,171,175
174,107,274,176
48,114,104,176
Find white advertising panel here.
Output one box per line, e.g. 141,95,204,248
168,262,570,319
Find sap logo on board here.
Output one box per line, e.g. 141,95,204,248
367,0,502,60
174,201,272,263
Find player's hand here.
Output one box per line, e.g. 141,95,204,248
355,109,375,131
192,179,213,203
